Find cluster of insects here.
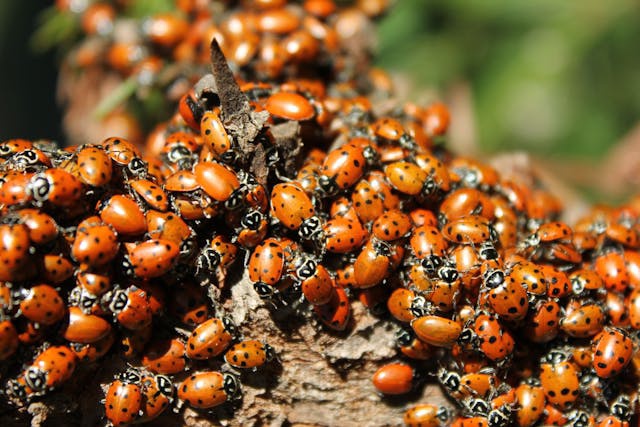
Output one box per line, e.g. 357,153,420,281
3,1,640,426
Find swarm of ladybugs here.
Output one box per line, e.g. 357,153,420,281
45,0,389,142
3,1,640,426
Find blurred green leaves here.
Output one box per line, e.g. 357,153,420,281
376,0,640,159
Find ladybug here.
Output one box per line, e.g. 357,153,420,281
387,288,418,323
24,345,77,394
108,287,153,331
0,224,33,282
142,338,187,375
514,383,545,427
617,223,640,250
99,194,147,236
424,279,461,313
129,179,169,212
594,250,630,292
372,362,414,395
76,270,112,296
29,168,83,207
409,224,448,260
224,339,275,369
0,319,18,361
164,169,200,192
384,161,430,196
351,179,386,224
443,216,495,245
449,157,498,190
72,221,119,268
423,102,451,136
38,253,73,284
102,137,142,167
201,111,237,162
194,161,243,208
17,284,65,326
146,210,193,245
486,280,529,322
126,239,179,279
609,393,634,423
411,315,461,348
296,260,335,305
138,374,174,423
460,368,499,398
370,117,415,150
177,371,239,409
323,216,368,253
560,301,605,338
591,328,633,378
414,153,451,194
265,91,315,121
104,373,143,426
270,182,322,240
186,317,236,360
61,306,112,344
396,329,433,360
236,209,269,249
162,131,198,168
471,312,515,361
539,351,580,410
313,286,351,331
372,209,412,242
439,188,495,224
597,416,629,427
248,237,289,298
76,145,113,187
178,91,203,132
0,171,35,207
366,170,401,210
318,142,367,195
522,299,561,343
404,404,449,427
569,268,603,295
539,264,571,298
353,239,393,289
0,138,33,157
195,235,239,286
505,261,547,296
12,209,59,246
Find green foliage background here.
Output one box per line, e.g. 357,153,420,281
1,0,640,164
376,0,640,159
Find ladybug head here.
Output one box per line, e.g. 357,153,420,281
29,174,51,202
299,216,323,241
222,373,240,398
224,188,246,211
420,254,443,275
295,256,317,280
241,210,263,230
24,367,47,392
395,329,413,346
222,316,238,337
155,375,174,397
126,157,148,178
264,343,276,362
253,282,274,300
410,296,430,318
317,175,339,197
